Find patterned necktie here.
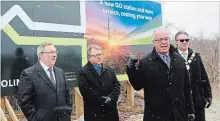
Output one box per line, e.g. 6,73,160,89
162,55,170,67
48,68,56,86
94,65,101,75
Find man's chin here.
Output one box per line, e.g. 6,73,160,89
160,49,169,53
50,62,56,67
184,47,189,50
160,51,169,54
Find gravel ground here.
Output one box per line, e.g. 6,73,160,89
120,96,220,121
205,99,220,121
8,88,220,121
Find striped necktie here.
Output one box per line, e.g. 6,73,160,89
48,68,56,86
162,55,170,67
182,52,188,60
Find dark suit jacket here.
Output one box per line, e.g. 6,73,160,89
178,48,212,108
18,62,72,121
77,62,120,121
126,45,194,121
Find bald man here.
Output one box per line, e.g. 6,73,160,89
126,28,195,121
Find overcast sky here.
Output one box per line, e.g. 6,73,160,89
161,1,219,38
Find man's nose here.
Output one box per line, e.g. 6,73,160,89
161,39,167,43
52,53,57,57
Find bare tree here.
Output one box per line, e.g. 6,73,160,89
190,34,220,98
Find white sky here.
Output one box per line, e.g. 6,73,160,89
161,1,220,38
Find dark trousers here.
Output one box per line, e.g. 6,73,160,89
143,111,177,121
195,107,205,121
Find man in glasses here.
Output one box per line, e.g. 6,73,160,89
18,42,72,121
175,31,212,121
126,28,195,121
77,44,120,121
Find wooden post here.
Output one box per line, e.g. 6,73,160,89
1,97,25,121
126,81,134,107
6,113,25,121
0,106,8,121
1,97,7,121
1,98,5,109
74,88,84,119
4,97,19,121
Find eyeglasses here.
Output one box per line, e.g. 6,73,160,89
179,39,189,42
154,37,169,42
41,51,58,54
90,53,103,58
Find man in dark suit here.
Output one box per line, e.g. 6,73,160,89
77,44,120,121
18,42,72,121
175,31,212,121
126,28,195,121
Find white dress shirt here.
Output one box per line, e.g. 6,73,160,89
178,49,188,61
157,52,170,67
40,61,56,82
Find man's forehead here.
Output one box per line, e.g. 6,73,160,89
155,34,169,39
177,34,189,39
44,45,55,48
154,29,168,37
90,49,102,53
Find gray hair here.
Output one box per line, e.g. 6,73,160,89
175,31,189,41
87,44,102,56
37,42,54,59
152,27,168,41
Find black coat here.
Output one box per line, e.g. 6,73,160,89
181,48,212,108
126,45,194,121
18,62,72,121
77,62,120,121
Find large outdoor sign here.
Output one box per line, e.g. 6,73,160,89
1,0,162,96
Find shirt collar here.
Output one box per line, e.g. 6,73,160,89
40,61,53,71
178,49,188,55
157,52,169,58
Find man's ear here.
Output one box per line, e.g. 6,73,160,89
152,40,155,45
175,41,178,47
